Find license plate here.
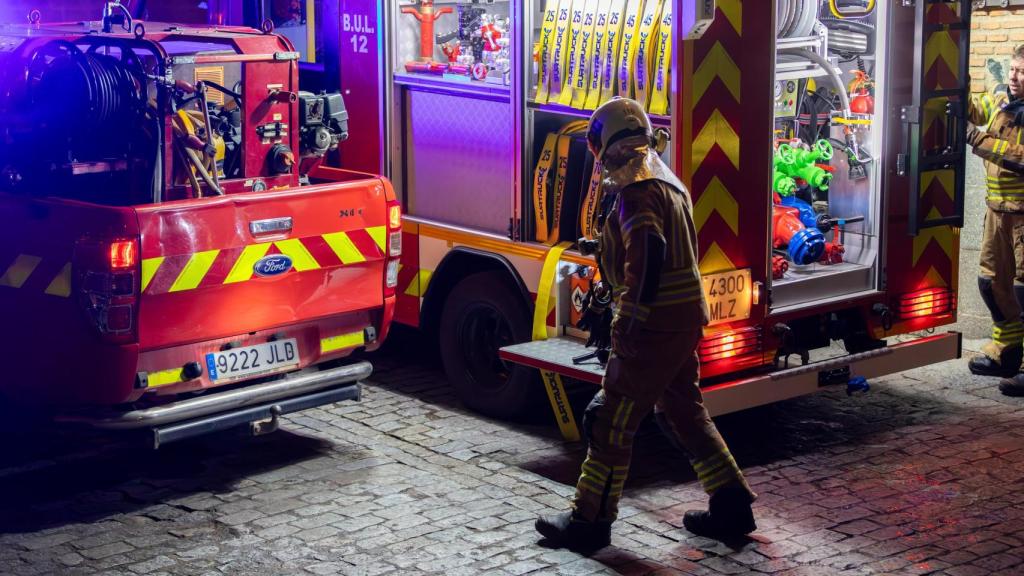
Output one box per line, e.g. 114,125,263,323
703,269,752,326
205,339,299,381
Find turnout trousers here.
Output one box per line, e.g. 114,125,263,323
979,208,1024,360
571,328,755,523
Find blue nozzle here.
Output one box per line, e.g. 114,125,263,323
788,227,826,265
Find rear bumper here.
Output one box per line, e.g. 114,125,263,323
500,331,961,418
57,360,371,431
702,331,962,417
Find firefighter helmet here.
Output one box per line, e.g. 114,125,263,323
586,97,653,161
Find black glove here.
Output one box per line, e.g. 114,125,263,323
577,281,612,350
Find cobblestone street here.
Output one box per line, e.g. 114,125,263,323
1,328,1022,576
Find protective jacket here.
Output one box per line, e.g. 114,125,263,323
596,136,708,332
968,90,1024,213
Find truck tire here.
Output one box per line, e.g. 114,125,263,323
440,271,540,419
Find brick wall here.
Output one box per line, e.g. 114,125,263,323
971,7,1024,93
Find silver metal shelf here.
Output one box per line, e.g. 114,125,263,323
528,100,670,127
393,73,511,101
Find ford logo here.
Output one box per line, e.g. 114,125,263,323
254,255,293,277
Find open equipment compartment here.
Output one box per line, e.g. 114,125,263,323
769,0,887,311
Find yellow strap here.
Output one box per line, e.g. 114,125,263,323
533,133,560,243
584,0,615,110
597,0,629,106
549,121,589,245
617,0,646,99
533,241,582,442
532,241,571,340
536,0,561,104
632,0,663,109
580,160,604,239
550,133,575,245
648,1,672,115
569,0,602,109
560,4,588,106
541,370,581,441
548,0,576,104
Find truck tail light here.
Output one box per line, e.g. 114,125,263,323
384,200,402,297
109,240,137,270
699,327,763,365
898,288,955,319
74,236,140,344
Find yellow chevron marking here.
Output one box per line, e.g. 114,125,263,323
224,244,271,284
44,263,72,298
141,257,165,292
692,42,740,106
693,176,739,235
366,226,387,254
924,30,959,83
693,110,740,170
0,254,42,288
912,208,955,266
405,269,433,298
699,242,736,275
170,250,220,293
320,330,366,354
922,266,948,288
323,231,367,265
274,238,320,272
147,367,188,388
921,169,955,201
718,0,741,35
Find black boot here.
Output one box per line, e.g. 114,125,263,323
969,347,1022,377
999,373,1024,397
535,511,611,552
683,483,756,541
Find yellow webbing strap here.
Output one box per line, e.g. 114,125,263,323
569,0,602,109
585,0,617,110
542,370,581,441
549,121,589,245
533,241,571,341
533,133,560,243
550,134,574,244
595,0,628,107
579,160,604,240
617,0,647,99
648,1,672,115
559,3,588,106
533,241,581,442
549,0,576,104
533,121,588,243
633,0,664,109
536,0,561,104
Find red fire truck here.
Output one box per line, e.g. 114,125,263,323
0,13,401,446
330,0,966,439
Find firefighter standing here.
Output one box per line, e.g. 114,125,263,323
535,98,756,551
966,45,1024,397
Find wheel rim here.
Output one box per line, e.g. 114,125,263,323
458,301,515,391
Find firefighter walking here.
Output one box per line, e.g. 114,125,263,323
966,45,1024,397
535,98,756,551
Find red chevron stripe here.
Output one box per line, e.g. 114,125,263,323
17,256,67,293
302,235,342,268
926,2,959,25
199,246,244,287
346,228,384,260
145,254,189,295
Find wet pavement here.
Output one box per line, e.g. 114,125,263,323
0,328,1021,575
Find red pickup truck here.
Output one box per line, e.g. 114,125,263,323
0,20,399,446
